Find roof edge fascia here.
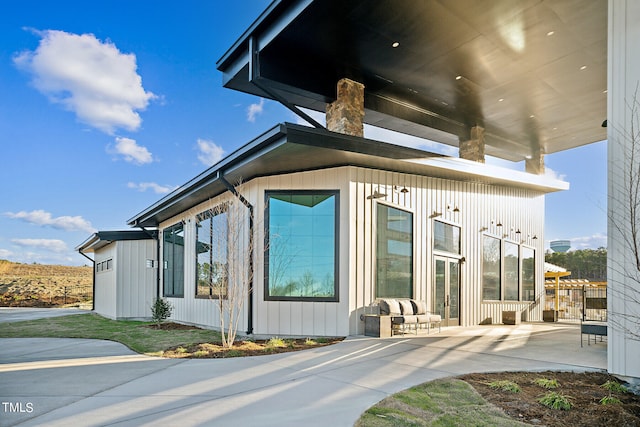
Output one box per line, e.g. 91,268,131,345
127,124,288,227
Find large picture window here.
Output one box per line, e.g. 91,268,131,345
163,222,184,298
376,204,413,298
504,241,519,301
434,221,460,254
522,247,535,301
196,206,228,298
482,235,501,300
265,191,338,301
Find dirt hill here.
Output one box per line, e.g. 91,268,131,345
0,260,92,307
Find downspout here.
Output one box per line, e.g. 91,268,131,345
220,174,254,335
78,248,95,311
138,226,161,299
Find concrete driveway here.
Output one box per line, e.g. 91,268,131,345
0,310,606,427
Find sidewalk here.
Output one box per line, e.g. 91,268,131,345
0,322,606,427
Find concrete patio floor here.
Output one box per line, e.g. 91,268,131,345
0,314,606,427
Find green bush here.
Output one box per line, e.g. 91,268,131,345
538,391,573,410
601,380,628,393
151,298,173,326
487,380,521,393
266,337,286,348
600,395,622,405
534,378,559,389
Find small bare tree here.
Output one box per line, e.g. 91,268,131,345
195,182,256,349
607,87,640,342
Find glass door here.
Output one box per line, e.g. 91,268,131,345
433,256,460,326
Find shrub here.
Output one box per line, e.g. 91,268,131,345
538,391,573,410
305,338,317,346
487,380,521,393
266,337,286,348
601,380,628,393
600,395,622,405
534,378,559,389
151,298,173,326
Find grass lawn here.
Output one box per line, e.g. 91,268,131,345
355,379,527,427
0,313,221,355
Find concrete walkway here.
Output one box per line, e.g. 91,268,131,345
0,312,606,427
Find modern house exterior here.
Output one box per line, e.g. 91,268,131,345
125,123,565,337
79,0,640,381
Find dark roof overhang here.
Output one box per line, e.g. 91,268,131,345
76,230,157,253
127,123,568,228
217,0,607,162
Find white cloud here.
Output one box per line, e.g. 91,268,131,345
5,210,96,233
570,233,607,250
247,98,265,122
127,182,176,194
12,238,68,253
114,137,153,164
14,29,155,134
544,166,567,181
0,248,14,259
196,138,225,166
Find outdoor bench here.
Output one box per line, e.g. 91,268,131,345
378,298,442,335
581,321,607,347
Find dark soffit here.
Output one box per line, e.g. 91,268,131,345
217,0,607,162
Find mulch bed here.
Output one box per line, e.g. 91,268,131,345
461,371,640,427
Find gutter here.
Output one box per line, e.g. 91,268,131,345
220,174,254,335
77,248,96,311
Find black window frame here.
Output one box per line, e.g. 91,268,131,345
264,190,340,302
195,205,229,299
375,202,414,299
163,222,185,298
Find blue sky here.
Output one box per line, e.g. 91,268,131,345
0,1,607,266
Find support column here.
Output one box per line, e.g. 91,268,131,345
607,0,640,381
525,150,545,175
326,78,365,137
459,126,485,163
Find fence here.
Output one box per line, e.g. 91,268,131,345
544,285,607,321
61,284,93,305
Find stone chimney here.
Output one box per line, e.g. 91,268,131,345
326,78,365,137
459,126,485,163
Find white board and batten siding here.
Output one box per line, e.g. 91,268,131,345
93,239,157,320
347,167,546,335
159,165,546,337
94,243,117,319
115,240,157,319
608,0,640,380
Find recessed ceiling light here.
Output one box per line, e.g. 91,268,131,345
392,41,400,48
547,31,555,36
498,98,504,102
580,65,587,70
455,75,462,80
530,115,535,118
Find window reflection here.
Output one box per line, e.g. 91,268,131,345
482,235,500,300
376,204,413,298
196,207,228,298
522,247,535,301
266,192,338,300
504,241,519,300
163,222,184,298
434,221,461,254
